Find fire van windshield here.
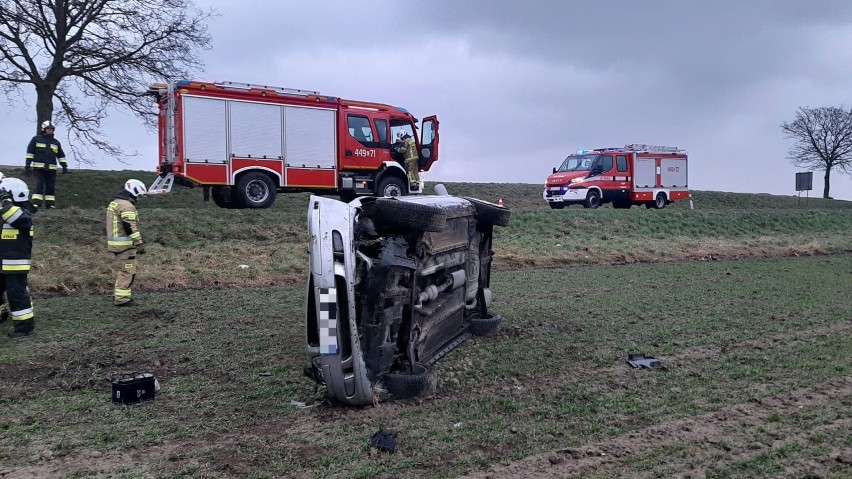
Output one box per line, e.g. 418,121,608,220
556,154,597,172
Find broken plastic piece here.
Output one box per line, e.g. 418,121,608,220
370,428,397,453
627,353,661,369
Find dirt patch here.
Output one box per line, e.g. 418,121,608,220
458,376,852,478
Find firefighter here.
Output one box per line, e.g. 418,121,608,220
0,170,7,324
106,179,147,306
25,120,68,209
0,177,36,338
393,131,421,190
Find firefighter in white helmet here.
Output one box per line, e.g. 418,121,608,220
105,179,147,306
25,120,68,209
0,177,36,337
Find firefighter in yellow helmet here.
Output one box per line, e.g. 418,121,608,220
395,131,421,191
0,177,36,338
106,179,147,306
25,120,68,209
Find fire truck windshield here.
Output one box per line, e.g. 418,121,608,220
556,154,597,172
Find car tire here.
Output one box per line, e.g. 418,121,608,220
583,191,601,209
470,313,503,336
463,197,511,226
235,172,276,209
371,198,447,232
382,363,437,399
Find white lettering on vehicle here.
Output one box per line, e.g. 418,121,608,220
354,149,376,158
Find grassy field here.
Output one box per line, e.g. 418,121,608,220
0,167,851,478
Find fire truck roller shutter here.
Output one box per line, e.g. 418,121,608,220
229,100,283,159
183,96,227,162
284,107,335,168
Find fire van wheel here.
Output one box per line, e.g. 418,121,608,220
235,172,276,209
653,193,667,209
463,197,511,226
371,198,447,232
583,191,601,209
470,313,503,336
382,363,437,399
377,176,407,197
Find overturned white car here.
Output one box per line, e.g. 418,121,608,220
304,190,510,406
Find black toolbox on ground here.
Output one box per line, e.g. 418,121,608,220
112,373,157,404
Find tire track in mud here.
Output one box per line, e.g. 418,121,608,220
457,376,852,479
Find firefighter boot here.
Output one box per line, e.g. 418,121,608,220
0,303,8,322
8,318,34,338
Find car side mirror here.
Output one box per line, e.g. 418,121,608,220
552,167,556,174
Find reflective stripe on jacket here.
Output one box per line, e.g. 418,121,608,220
0,201,34,273
25,134,67,168
106,194,142,253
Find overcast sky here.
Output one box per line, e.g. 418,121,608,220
3,0,852,200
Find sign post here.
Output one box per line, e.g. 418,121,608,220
795,172,813,208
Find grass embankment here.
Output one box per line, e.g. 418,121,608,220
0,167,848,293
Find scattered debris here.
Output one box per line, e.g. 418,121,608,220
238,264,250,269
111,372,157,404
290,400,319,410
258,371,272,377
370,428,397,453
627,353,661,369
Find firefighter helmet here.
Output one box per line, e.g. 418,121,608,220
124,179,147,197
41,120,55,132
2,178,30,202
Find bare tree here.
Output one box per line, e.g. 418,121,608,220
0,0,213,164
781,106,852,198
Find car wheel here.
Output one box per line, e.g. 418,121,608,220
382,363,437,399
235,172,277,209
463,197,511,226
376,175,407,197
211,186,240,209
370,198,447,232
548,203,565,209
470,313,503,336
583,191,601,209
653,193,667,209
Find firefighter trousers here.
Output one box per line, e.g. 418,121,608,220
0,273,34,334
404,158,421,188
32,169,58,208
113,248,137,305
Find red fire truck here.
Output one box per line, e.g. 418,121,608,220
146,80,439,208
542,144,688,209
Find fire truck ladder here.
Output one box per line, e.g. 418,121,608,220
214,81,322,98
624,144,682,153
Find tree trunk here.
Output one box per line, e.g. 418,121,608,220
823,168,831,199
34,83,56,136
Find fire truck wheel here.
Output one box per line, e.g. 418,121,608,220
470,313,503,336
377,175,407,197
462,197,511,226
211,186,239,209
382,363,437,399
653,193,667,209
371,198,447,232
235,172,276,209
583,191,601,209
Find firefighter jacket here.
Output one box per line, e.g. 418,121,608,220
398,137,419,163
106,191,143,253
25,134,67,170
0,199,34,274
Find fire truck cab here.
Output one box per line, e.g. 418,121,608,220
543,144,688,209
147,80,439,208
